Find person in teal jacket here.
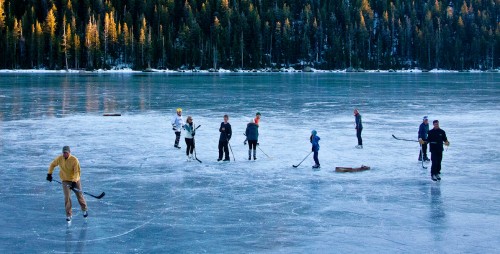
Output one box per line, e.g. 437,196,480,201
245,119,259,160
311,130,320,168
183,116,196,161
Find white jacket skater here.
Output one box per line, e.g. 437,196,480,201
171,108,184,148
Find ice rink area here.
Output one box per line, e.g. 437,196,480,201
0,73,499,253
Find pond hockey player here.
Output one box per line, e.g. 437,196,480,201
171,108,184,149
254,112,261,125
426,120,450,181
218,115,232,161
311,130,321,168
245,118,259,160
46,146,88,222
354,109,363,149
418,116,430,162
183,116,196,161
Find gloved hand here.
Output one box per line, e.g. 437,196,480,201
257,142,260,146
192,132,195,137
70,182,77,190
444,141,450,146
244,141,247,145
419,138,425,145
46,174,52,182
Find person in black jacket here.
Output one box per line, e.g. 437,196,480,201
218,115,232,161
426,120,450,181
418,116,430,161
354,109,363,148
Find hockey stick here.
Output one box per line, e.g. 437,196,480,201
192,125,202,163
257,144,271,158
53,180,105,199
243,133,270,159
392,134,418,142
292,151,313,168
193,140,202,163
420,144,427,169
393,134,437,144
227,139,236,161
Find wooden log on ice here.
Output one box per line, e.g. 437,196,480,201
335,165,370,173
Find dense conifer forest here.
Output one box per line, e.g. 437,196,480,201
0,0,498,70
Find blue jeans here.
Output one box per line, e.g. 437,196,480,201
313,150,320,166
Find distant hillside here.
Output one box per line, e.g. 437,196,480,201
0,0,498,70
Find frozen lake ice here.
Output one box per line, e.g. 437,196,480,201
0,73,499,253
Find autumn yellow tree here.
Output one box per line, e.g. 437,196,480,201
0,0,5,30
139,17,146,67
104,12,117,65
35,21,43,67
61,17,72,70
85,16,99,68
122,22,130,64
73,33,80,69
44,5,57,68
12,19,23,67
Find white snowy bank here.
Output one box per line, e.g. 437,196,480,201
0,67,498,74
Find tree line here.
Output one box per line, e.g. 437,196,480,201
0,0,498,71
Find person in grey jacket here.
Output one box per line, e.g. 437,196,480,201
245,119,259,160
418,116,430,161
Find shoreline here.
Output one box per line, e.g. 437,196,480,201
0,67,498,74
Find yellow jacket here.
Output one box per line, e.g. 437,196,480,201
48,155,81,182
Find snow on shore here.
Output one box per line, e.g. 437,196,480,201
0,67,497,74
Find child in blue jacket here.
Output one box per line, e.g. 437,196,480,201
310,130,320,168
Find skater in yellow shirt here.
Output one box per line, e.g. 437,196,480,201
47,146,88,222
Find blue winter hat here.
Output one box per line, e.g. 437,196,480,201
423,116,428,120
311,130,317,135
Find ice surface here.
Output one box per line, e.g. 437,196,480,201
0,73,499,253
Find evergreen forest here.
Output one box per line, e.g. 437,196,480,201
0,0,498,71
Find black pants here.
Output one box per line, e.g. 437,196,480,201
218,140,229,160
174,131,181,146
356,128,363,145
185,138,194,155
431,152,443,175
419,143,428,160
248,140,257,150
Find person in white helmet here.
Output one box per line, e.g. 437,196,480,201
418,116,430,161
171,108,184,148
